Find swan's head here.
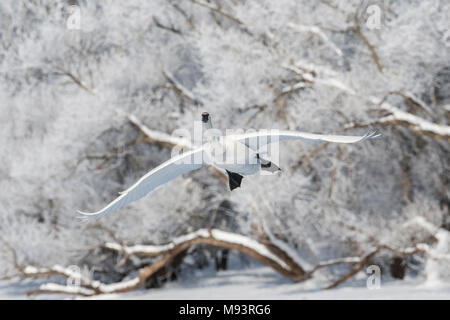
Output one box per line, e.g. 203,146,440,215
202,112,210,123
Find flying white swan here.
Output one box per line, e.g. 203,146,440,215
78,112,381,219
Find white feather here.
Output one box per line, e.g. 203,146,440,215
229,130,381,151
78,148,204,219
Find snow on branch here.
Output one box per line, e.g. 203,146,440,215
128,114,194,150
27,283,97,297
321,217,450,289
287,23,343,57
162,69,202,105
390,91,434,115
104,228,296,275
349,97,450,141
324,239,450,290
282,62,356,95
24,228,309,296
19,219,450,296
260,218,314,271
284,61,450,141
24,263,141,297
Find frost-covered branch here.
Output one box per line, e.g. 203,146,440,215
322,217,450,289
324,239,450,290
104,228,304,280
287,23,343,57
259,218,314,273
128,114,194,150
285,61,450,141
162,69,202,105
24,264,140,296
387,91,434,116
320,15,384,72
17,219,450,296
347,99,450,141
24,228,309,296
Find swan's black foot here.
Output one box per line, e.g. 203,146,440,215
261,161,281,173
226,170,243,191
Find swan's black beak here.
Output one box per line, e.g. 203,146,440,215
202,112,209,123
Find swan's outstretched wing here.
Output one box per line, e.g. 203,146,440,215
78,148,204,219
229,130,381,151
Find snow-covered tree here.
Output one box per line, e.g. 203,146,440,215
0,0,448,294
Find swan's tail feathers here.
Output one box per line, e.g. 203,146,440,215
258,154,281,173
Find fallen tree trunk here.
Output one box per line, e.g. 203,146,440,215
19,223,450,296
104,228,304,280
25,228,307,296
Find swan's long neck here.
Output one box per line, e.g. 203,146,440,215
203,117,213,131
202,112,218,143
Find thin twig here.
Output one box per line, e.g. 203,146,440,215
328,146,343,198
190,0,243,25
153,16,182,35
325,249,380,289
292,142,330,171
54,67,94,94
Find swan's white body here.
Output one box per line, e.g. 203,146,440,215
203,138,261,176
78,113,381,219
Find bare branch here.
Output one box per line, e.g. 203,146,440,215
328,146,343,198
153,16,182,35
325,249,380,289
170,1,195,30
307,256,362,275
86,135,147,170
54,67,94,94
162,69,202,105
291,142,330,171
353,23,383,72
317,16,383,72
189,0,243,25
0,236,23,273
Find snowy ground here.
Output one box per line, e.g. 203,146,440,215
1,267,449,300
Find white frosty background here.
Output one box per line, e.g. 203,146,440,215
0,0,449,289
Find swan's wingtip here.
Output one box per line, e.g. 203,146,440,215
76,209,102,221
365,130,382,140
77,209,93,216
